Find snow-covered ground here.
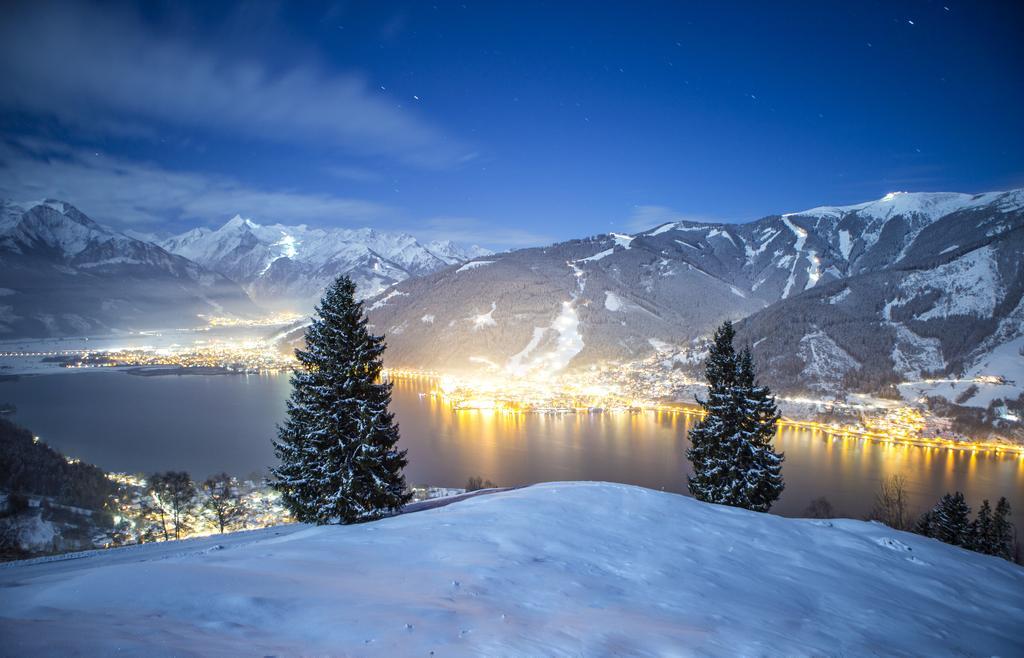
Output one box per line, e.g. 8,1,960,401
1,482,1021,656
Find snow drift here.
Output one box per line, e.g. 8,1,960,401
1,482,1021,656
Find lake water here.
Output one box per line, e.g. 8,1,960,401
2,371,1022,525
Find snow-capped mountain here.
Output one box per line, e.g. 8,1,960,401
735,189,1024,428
160,217,490,310
0,200,258,337
366,190,1024,391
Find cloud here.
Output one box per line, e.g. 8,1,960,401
325,166,385,183
416,217,553,249
0,137,548,251
625,205,727,233
0,2,471,168
0,137,393,228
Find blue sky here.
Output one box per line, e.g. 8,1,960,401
1,0,1022,248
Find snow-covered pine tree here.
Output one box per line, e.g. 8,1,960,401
730,348,784,512
686,321,784,511
991,497,1014,561
930,492,971,547
969,499,994,554
913,510,935,537
687,321,741,505
272,275,411,524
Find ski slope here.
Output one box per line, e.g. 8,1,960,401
1,482,1021,656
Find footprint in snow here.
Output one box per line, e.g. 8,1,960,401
874,536,912,552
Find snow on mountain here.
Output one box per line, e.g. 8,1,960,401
788,189,1024,224
780,188,1024,275
0,200,258,337
368,231,767,373
735,191,1024,426
161,217,490,309
368,189,1023,376
2,482,1021,656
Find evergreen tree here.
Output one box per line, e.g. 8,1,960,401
272,275,411,524
930,492,971,547
913,510,935,537
991,497,1014,561
968,499,994,554
687,322,784,511
687,322,741,505
729,348,785,511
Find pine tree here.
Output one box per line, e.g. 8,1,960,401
687,321,784,511
729,348,784,511
687,322,741,505
913,510,935,537
991,497,1014,561
969,499,994,554
272,275,411,524
930,492,971,547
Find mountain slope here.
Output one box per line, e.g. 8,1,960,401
368,189,1024,376
368,233,766,373
735,191,1024,407
0,200,258,337
2,482,1021,656
161,217,490,310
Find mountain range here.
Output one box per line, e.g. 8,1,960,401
0,200,257,337
3,190,1021,429
366,189,1024,423
159,217,490,310
0,201,487,336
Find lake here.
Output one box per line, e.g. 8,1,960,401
2,371,1022,525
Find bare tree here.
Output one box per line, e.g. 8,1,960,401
869,473,911,530
202,473,245,533
148,472,197,540
465,476,496,492
803,496,835,519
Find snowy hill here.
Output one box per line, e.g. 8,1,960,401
0,200,258,337
367,189,1024,377
1,482,1021,656
161,216,490,309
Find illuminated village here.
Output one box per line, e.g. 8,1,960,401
5,318,1018,461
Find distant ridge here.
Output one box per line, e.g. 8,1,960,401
160,216,490,310
366,189,1024,423
0,199,257,337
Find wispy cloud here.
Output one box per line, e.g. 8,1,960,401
0,137,393,228
417,217,553,249
0,137,547,251
0,2,472,168
325,166,385,184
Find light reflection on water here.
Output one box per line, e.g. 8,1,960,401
391,378,1022,524
0,372,1020,525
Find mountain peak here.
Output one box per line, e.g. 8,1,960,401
785,188,1023,223
160,218,487,308
223,214,259,231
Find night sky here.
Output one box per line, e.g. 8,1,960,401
1,0,1022,247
